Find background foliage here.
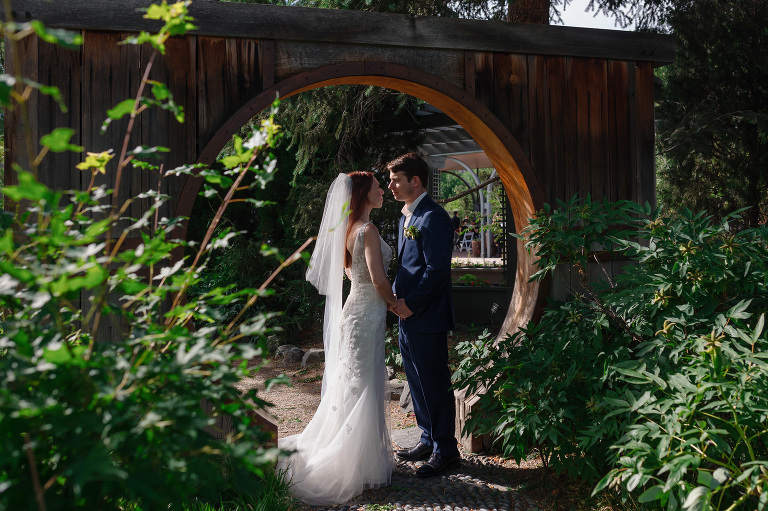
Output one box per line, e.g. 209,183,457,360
454,196,768,509
0,4,295,509
656,0,768,229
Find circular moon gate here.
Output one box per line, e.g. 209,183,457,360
176,63,546,339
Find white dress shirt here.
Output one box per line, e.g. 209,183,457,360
402,192,427,229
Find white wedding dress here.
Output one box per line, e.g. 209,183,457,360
277,223,394,505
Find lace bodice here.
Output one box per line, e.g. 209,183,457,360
348,222,393,286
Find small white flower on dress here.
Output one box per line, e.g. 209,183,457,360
346,424,352,434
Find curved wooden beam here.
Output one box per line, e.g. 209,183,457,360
176,61,546,338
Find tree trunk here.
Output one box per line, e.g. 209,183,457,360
507,0,550,24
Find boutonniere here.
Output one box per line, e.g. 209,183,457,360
403,225,420,240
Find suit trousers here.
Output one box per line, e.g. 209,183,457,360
398,326,459,457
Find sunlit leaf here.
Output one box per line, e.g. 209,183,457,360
40,127,83,153
30,20,83,49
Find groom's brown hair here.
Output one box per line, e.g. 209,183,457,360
387,152,429,189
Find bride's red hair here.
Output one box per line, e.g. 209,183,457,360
345,171,376,268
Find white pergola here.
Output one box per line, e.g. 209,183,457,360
417,105,500,258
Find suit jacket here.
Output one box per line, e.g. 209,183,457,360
393,195,455,333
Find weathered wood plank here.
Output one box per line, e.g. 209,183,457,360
589,58,608,202
500,54,529,158
545,56,566,210
635,61,656,207
573,58,593,200
608,60,631,202
36,40,82,193
196,36,262,153
260,39,275,90
275,41,464,90
626,62,639,204
473,52,494,112
136,36,198,223
563,58,579,203
3,34,38,189
464,51,475,97
527,55,547,201
4,0,676,64
81,31,141,198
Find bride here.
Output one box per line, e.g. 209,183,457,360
277,171,397,505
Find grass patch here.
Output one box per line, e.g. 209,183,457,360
182,469,297,511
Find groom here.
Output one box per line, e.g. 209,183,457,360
388,152,461,476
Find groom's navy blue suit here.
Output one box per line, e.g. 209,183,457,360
393,194,459,458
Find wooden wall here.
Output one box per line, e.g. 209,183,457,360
471,53,656,209
4,26,665,326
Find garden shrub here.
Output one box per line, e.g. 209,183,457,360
453,196,768,509
0,4,296,509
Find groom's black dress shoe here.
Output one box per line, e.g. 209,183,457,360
395,442,433,462
415,452,462,478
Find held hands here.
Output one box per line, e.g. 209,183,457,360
388,298,414,319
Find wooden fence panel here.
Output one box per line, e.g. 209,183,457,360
196,36,262,151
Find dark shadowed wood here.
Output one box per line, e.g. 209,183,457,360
81,31,141,203
196,36,262,154
472,52,494,112
546,57,566,212
36,40,82,193
504,54,529,158
573,58,592,200
626,62,640,204
635,62,655,207
5,0,676,65
4,34,38,187
275,41,464,90
260,39,275,90
80,31,142,343
561,58,578,204
607,60,631,203
464,51,475,97
589,58,608,202
527,55,547,200
141,36,198,222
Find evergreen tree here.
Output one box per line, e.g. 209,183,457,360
656,0,768,227
222,0,671,29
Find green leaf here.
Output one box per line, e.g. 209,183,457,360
129,145,171,159
2,169,57,205
0,74,16,105
43,343,86,366
40,127,83,153
24,79,66,112
682,486,710,511
101,99,136,133
199,169,233,188
106,99,136,121
30,20,83,49
638,485,665,502
151,81,171,101
0,229,13,255
753,314,764,344
84,218,112,239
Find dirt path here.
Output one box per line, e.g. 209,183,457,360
236,339,416,438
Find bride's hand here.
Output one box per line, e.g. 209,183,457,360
395,298,413,319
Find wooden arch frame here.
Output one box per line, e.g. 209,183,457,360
177,62,546,335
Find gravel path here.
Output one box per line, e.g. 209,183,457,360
240,349,547,511
292,427,545,511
